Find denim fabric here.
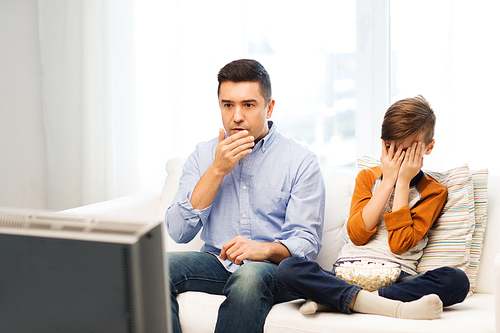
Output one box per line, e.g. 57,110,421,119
276,257,470,313
168,251,298,333
276,257,361,313
379,266,470,306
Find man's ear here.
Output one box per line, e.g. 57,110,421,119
266,99,275,119
425,139,435,155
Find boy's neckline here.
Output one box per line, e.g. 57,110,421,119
409,170,424,187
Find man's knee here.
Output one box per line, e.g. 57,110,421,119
225,262,277,296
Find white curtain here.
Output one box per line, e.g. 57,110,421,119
38,0,137,209
390,1,500,174
35,0,497,210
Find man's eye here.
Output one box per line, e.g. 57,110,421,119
223,103,232,108
245,103,254,108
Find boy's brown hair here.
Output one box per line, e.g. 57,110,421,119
381,95,436,145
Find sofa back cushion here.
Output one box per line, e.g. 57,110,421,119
476,176,500,293
158,158,185,219
158,158,205,252
315,167,356,270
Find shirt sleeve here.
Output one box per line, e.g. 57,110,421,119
346,168,379,246
279,154,326,261
165,149,212,244
385,177,448,254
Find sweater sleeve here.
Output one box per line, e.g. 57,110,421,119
346,168,379,245
384,174,448,255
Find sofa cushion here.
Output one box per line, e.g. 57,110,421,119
475,176,500,293
175,291,495,333
263,293,495,333
315,168,356,270
158,158,205,252
158,158,184,219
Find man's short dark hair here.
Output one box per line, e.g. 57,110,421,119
217,59,272,103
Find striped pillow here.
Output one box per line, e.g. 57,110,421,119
418,165,475,274
465,169,488,294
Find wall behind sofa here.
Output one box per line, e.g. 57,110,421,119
0,0,137,211
0,0,48,209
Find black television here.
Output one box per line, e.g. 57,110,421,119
0,209,171,333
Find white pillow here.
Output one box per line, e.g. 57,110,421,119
157,158,185,218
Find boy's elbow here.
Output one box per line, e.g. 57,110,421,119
346,225,369,246
389,245,407,255
388,239,412,255
350,236,367,247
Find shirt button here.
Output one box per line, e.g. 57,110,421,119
242,185,247,190
242,213,247,218
262,147,266,152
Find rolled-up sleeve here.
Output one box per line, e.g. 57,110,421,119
279,154,326,261
165,149,212,244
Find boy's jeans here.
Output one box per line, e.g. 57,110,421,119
168,251,298,333
276,256,470,314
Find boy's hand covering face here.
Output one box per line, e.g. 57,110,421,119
397,141,425,184
380,140,405,185
380,140,425,185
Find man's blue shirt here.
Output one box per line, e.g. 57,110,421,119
166,122,326,272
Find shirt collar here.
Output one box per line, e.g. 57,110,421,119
410,170,424,187
254,120,278,152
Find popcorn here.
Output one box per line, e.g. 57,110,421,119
334,261,401,291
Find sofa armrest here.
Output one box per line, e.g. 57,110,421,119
61,193,204,253
61,193,161,219
495,252,500,333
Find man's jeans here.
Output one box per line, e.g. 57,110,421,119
276,257,470,313
168,251,298,333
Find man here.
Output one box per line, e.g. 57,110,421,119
166,59,325,333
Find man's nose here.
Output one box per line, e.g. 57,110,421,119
233,106,245,123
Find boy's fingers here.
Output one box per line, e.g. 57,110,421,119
407,143,416,160
393,144,403,160
381,140,388,157
408,142,423,163
397,150,406,164
417,142,425,157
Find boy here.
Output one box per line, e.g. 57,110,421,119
276,95,470,320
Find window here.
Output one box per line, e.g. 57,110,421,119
135,0,357,192
390,0,500,174
134,0,497,195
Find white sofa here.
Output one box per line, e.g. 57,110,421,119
65,158,500,333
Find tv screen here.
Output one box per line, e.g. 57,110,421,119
0,209,171,333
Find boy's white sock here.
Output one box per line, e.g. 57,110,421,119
352,290,442,320
299,299,319,315
299,299,333,315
